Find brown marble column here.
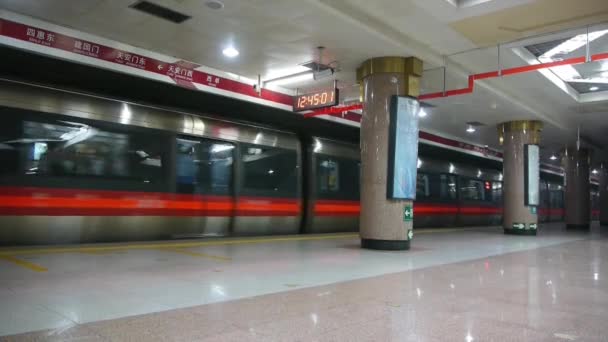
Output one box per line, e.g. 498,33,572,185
600,162,608,226
563,147,591,230
356,57,422,250
497,120,543,235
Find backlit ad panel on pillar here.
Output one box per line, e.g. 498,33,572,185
387,96,420,200
524,144,540,206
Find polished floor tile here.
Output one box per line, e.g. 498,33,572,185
1,223,607,340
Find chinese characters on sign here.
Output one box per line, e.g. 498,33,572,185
73,39,100,57
203,74,221,87
116,51,147,69
25,27,55,46
168,65,195,81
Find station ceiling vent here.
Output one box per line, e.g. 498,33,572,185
130,1,191,24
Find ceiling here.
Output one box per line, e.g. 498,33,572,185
1,0,608,166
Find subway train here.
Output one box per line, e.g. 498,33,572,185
0,79,597,245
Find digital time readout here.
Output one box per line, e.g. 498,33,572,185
293,89,338,112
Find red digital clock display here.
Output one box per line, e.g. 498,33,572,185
293,88,338,112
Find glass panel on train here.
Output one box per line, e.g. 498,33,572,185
241,144,297,197
19,120,164,182
440,174,457,200
460,178,486,201
416,173,430,198
316,155,359,200
0,117,20,176
492,182,502,204
176,138,234,195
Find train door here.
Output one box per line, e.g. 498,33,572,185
174,137,235,238
539,180,549,222
591,188,599,221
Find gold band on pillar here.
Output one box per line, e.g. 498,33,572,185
497,120,543,145
357,57,423,97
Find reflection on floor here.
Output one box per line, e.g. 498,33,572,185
1,223,607,341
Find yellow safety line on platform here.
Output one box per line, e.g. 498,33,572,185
0,255,47,272
0,233,358,256
161,248,231,261
0,227,487,258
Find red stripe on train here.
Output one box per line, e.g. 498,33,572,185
538,208,564,216
0,187,300,217
313,201,501,216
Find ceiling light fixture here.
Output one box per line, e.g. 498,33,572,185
418,108,428,118
205,0,224,10
590,86,600,91
592,169,598,174
222,47,239,58
466,125,476,133
550,155,557,160
264,71,313,87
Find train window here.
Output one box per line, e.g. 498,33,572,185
241,144,298,197
176,138,234,195
492,182,502,204
19,120,164,183
460,178,485,201
0,117,21,176
319,159,339,192
440,174,457,200
316,155,359,200
416,173,430,198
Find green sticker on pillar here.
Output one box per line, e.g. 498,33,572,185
512,223,525,230
403,205,413,222
529,223,537,230
530,206,537,215
407,229,414,240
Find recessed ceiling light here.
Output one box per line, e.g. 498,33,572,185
466,125,476,133
222,47,239,58
592,169,598,174
590,86,599,91
550,155,557,160
205,0,224,10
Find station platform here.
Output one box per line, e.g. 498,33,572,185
1,223,607,341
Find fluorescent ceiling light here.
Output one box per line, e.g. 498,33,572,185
222,47,239,58
265,66,311,80
444,0,495,8
590,86,600,91
264,71,313,86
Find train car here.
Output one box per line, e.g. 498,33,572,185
0,79,303,244
0,78,598,246
304,137,360,234
305,139,507,230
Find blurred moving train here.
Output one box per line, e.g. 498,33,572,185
0,79,599,245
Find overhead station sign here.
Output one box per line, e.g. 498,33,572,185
0,12,293,110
